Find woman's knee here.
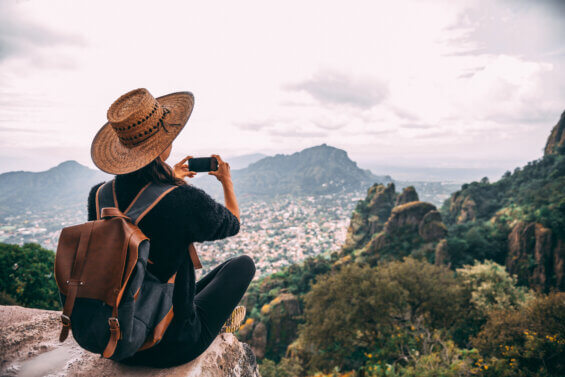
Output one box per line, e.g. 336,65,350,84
231,255,256,281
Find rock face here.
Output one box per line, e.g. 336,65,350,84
0,305,261,377
239,293,301,362
395,186,419,206
341,184,447,262
447,191,477,224
343,183,396,251
384,201,438,234
544,110,565,156
506,222,565,291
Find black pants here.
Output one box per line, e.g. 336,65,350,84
122,255,255,367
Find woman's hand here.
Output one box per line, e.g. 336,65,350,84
208,154,232,184
173,156,197,180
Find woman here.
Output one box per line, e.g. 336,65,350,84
88,88,255,367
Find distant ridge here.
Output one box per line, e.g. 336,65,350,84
0,161,110,218
0,145,391,217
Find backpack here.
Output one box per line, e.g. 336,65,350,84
54,179,202,360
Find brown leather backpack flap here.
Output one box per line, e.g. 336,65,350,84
55,218,137,306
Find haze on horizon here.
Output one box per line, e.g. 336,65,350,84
1,0,564,181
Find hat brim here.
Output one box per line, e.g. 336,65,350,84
91,91,194,175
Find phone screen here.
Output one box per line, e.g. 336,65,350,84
188,157,219,172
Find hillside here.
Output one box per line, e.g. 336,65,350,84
240,183,448,362
0,161,110,219
239,111,565,373
440,110,565,291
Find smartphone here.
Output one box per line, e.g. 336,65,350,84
188,157,219,172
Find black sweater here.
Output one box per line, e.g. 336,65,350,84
87,174,240,283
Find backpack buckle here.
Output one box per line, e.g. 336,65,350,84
108,317,120,329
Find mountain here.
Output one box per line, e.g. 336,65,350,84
231,144,391,196
0,145,390,218
0,161,110,219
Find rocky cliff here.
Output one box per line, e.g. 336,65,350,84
507,222,565,291
239,293,301,362
0,305,261,377
342,184,447,264
544,110,565,155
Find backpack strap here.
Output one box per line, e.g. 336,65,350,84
123,182,178,225
95,180,119,220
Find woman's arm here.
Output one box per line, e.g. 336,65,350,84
208,154,240,221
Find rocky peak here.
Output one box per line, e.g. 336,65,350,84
343,183,396,251
544,110,565,156
395,186,419,206
0,305,261,377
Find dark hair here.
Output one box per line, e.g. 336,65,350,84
123,157,186,186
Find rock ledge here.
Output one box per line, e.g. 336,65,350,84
0,305,260,377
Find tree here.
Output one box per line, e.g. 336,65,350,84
299,258,467,372
0,243,60,310
457,260,533,316
472,293,565,376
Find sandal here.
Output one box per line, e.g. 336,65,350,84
221,305,246,333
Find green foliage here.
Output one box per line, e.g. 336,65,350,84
457,260,533,316
442,152,565,239
259,358,304,377
299,258,466,372
362,333,480,377
446,221,509,267
472,293,565,376
244,256,332,319
0,242,60,310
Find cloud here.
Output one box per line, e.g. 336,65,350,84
400,123,434,129
235,121,272,131
0,126,52,133
286,72,388,109
0,2,85,63
268,127,327,138
449,0,565,59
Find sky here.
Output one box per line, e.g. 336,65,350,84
1,0,564,180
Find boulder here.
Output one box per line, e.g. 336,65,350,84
0,305,260,377
395,186,419,206
384,201,437,234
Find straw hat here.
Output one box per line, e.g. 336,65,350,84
91,88,194,174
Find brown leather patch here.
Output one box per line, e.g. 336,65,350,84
138,307,174,351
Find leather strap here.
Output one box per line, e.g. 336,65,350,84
102,305,121,358
100,207,130,220
189,243,202,269
59,221,94,342
97,181,118,220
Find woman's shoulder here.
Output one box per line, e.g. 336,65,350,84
88,181,106,201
